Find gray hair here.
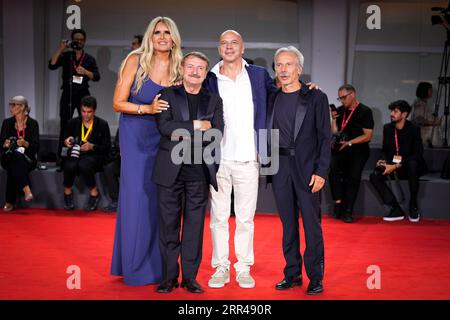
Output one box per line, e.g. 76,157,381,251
10,95,30,114
274,46,304,68
182,51,210,70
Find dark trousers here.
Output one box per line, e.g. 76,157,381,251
272,155,324,281
103,158,120,202
329,147,370,213
58,89,90,157
63,155,102,189
1,152,34,204
370,159,422,207
157,179,209,281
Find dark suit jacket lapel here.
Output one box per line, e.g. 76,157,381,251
197,88,211,120
173,85,189,121
246,65,258,121
294,88,309,141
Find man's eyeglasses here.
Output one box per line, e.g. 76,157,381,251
9,103,22,107
337,92,352,101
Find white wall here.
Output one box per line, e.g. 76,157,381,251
2,0,36,120
311,0,350,100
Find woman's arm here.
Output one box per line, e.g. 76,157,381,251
112,54,168,115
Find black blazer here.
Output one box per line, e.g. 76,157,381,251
152,85,224,190
381,121,426,167
266,84,332,189
0,116,40,168
65,116,111,160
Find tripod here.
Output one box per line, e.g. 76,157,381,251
434,38,450,147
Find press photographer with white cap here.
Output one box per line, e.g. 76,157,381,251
0,96,40,212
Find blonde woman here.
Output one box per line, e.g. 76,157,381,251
1,96,40,212
111,17,182,286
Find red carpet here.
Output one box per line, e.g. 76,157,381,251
1,208,450,300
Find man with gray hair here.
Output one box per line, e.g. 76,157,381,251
267,46,331,295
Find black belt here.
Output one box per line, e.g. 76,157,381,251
279,148,295,156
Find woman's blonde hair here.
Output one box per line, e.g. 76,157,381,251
118,16,183,94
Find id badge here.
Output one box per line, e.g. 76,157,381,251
72,75,83,84
392,155,402,164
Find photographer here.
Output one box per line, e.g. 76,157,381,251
63,96,110,211
370,100,426,223
0,96,40,212
329,84,374,223
48,29,100,162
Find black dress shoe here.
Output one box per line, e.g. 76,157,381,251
156,279,179,293
64,193,75,210
307,280,323,295
84,194,101,211
342,210,353,223
181,279,204,293
275,276,303,290
332,203,342,219
102,201,118,213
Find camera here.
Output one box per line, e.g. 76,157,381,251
374,164,386,175
5,136,18,155
70,137,81,158
65,40,83,50
331,131,348,152
4,136,33,164
431,4,450,25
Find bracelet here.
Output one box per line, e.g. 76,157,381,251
137,105,143,115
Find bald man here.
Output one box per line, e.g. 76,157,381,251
203,30,277,289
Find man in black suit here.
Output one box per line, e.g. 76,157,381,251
152,52,224,294
267,46,331,295
370,100,426,222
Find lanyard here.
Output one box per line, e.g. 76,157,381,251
394,128,399,156
81,121,93,143
72,52,85,72
16,118,26,139
341,103,359,131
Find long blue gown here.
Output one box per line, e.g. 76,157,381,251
111,77,163,286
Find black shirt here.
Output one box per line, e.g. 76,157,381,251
48,50,100,91
178,92,208,182
381,121,425,165
273,90,300,148
336,103,374,151
65,116,111,159
0,116,40,167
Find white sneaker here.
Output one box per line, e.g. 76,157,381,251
236,271,255,289
208,267,230,288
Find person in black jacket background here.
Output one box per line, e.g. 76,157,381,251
370,100,426,222
48,29,100,161
62,96,110,211
329,84,374,223
0,96,40,212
